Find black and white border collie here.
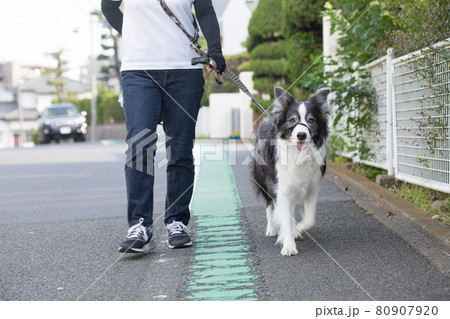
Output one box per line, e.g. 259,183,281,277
251,86,331,256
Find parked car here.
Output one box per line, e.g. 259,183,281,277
37,103,88,143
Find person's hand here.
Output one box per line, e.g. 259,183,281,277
206,60,216,73
206,51,226,73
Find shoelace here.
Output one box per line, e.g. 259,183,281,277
127,218,145,239
167,221,189,236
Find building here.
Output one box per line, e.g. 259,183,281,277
212,0,258,56
0,61,45,89
0,74,91,148
0,88,39,148
218,0,256,56
19,74,91,113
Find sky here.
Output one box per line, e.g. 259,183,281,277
0,0,255,81
1,0,103,80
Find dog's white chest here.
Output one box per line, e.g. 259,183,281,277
275,143,323,197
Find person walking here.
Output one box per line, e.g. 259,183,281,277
101,0,226,252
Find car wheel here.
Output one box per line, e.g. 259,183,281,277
75,135,86,142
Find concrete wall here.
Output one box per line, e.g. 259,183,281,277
238,71,255,139
196,106,210,138
86,123,127,141
209,93,241,138
203,71,256,139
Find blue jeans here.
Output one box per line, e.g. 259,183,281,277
121,69,204,227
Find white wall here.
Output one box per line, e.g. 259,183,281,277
196,106,210,138
203,71,256,139
20,91,54,112
19,91,37,108
0,122,8,148
221,0,252,56
0,120,39,149
209,93,241,138
238,71,255,139
323,15,341,74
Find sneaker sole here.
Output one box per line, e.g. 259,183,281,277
168,241,193,249
119,238,157,253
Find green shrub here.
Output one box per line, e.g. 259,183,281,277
441,198,450,216
249,59,287,77
251,41,287,60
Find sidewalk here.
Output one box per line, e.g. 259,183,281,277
325,161,450,275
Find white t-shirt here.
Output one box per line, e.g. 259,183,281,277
120,0,202,71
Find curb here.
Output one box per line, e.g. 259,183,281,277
325,161,449,253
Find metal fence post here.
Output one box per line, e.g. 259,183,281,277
386,48,395,175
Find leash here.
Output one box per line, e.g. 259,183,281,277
157,0,224,85
191,57,270,117
158,0,271,117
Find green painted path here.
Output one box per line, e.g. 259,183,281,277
187,148,259,300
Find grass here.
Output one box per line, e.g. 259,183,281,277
365,209,374,216
330,155,348,165
350,163,386,181
329,155,450,225
329,155,386,181
388,182,450,225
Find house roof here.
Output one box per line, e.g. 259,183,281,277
20,74,90,95
0,101,17,119
3,108,39,121
0,101,39,121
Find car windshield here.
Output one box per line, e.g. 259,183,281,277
44,106,78,117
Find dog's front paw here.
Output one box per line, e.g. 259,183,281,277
266,228,277,237
280,243,299,256
296,221,313,234
293,227,304,240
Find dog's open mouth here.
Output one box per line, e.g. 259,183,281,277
296,141,308,152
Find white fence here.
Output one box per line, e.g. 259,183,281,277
333,39,450,194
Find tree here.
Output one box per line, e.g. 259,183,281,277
321,0,449,160
282,0,326,98
45,50,68,103
379,0,449,56
68,85,124,124
325,0,393,67
91,9,122,86
243,0,288,114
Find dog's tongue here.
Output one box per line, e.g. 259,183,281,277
296,142,308,152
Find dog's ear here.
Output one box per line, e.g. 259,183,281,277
273,86,296,110
272,87,295,127
309,87,331,113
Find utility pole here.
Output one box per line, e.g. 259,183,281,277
90,0,98,142
17,86,25,147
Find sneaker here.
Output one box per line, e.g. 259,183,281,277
166,221,192,249
118,218,156,253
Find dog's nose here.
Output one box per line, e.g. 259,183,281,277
297,132,307,141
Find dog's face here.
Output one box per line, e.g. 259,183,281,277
272,87,330,150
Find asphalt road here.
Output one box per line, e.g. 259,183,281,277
0,141,448,301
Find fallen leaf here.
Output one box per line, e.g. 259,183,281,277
387,212,393,217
